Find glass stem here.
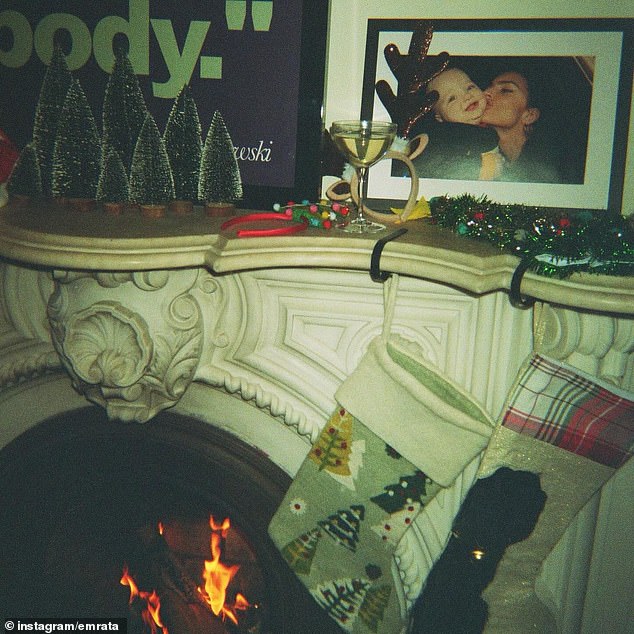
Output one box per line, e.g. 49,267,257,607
356,166,368,224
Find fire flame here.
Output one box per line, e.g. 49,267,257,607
198,515,249,625
120,565,168,634
120,515,250,631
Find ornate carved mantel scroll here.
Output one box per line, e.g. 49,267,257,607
0,263,59,389
46,269,215,423
534,302,634,390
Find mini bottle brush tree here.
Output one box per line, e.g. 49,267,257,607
51,77,102,205
129,112,175,215
164,85,202,209
97,146,130,213
198,110,242,214
7,143,42,201
32,44,72,198
21,47,245,219
102,49,148,175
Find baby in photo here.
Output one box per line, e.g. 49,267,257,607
412,67,500,181
427,67,488,125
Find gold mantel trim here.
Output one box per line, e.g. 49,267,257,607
0,202,632,315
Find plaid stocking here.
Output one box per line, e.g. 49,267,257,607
475,353,634,632
269,333,494,633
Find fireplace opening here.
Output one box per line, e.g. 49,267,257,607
0,407,342,634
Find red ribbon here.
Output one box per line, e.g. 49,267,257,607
221,212,308,237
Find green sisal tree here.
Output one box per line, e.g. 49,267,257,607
102,49,147,174
198,110,242,207
51,77,102,200
97,146,130,206
129,112,175,207
32,45,72,197
164,85,202,203
7,143,42,199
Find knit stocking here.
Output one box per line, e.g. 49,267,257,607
475,353,634,632
269,332,495,634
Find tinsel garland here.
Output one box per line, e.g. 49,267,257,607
430,194,634,279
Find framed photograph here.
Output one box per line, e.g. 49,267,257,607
0,0,328,209
360,19,633,212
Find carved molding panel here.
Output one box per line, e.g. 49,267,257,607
193,269,533,441
47,269,211,422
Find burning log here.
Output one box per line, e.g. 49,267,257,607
122,516,261,634
158,587,230,634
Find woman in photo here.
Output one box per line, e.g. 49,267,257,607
480,69,563,183
408,57,590,184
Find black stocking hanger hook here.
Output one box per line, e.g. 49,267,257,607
509,257,537,308
370,227,408,283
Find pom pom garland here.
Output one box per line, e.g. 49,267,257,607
273,200,351,230
221,200,353,238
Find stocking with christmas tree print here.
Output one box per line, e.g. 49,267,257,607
269,329,495,634
473,353,634,632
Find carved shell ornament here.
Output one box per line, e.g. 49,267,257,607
62,301,152,388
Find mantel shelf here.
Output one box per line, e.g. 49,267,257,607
0,201,632,315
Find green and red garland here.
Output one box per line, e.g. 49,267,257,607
430,194,633,279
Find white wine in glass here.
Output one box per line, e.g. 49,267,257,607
330,120,397,233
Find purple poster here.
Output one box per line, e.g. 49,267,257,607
0,0,328,206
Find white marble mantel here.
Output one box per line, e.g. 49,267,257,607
0,202,632,314
0,202,632,633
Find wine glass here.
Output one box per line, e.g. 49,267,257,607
330,120,397,233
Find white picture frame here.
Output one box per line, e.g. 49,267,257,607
326,16,633,213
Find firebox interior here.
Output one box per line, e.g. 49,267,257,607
0,407,342,634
